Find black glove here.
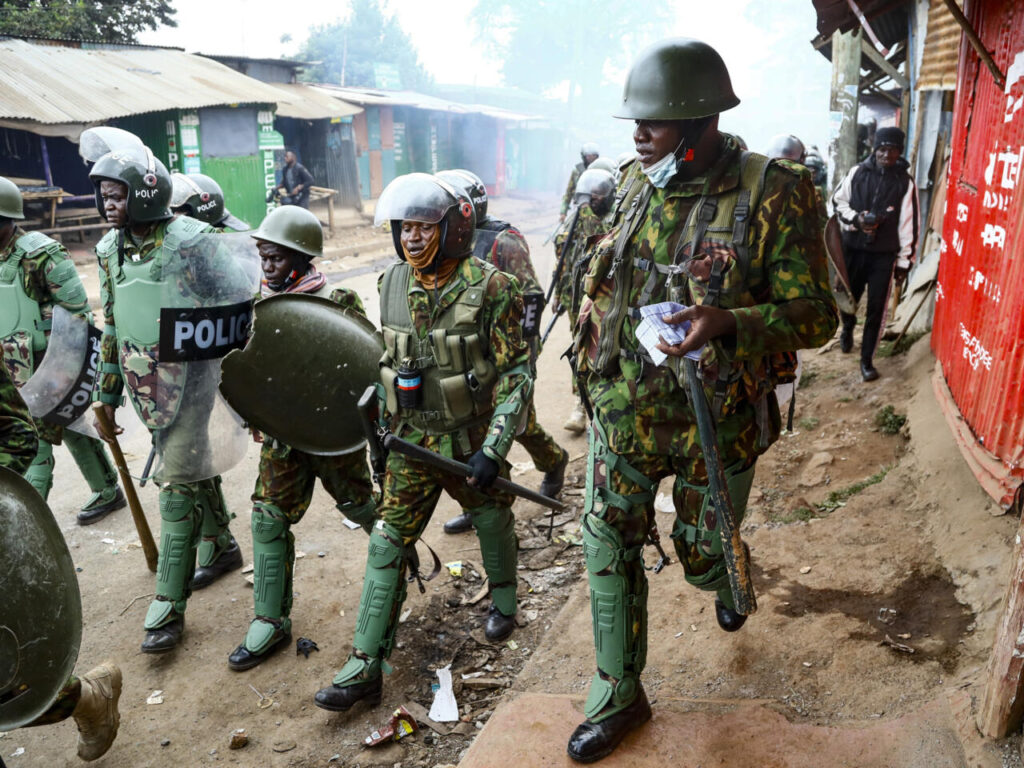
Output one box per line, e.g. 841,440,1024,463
467,450,500,490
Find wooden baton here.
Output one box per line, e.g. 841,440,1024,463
91,402,158,572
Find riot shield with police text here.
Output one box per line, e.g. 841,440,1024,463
18,306,103,440
220,293,382,455
0,467,82,730
148,231,260,483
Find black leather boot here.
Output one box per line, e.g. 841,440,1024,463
485,605,515,641
539,449,569,498
860,360,880,382
141,617,184,654
443,512,473,535
715,598,748,632
839,326,853,353
227,629,292,671
191,538,243,590
314,676,383,712
566,688,652,763
77,487,126,526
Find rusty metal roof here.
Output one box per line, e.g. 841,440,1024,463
0,38,290,124
811,0,911,41
918,0,962,90
272,83,362,120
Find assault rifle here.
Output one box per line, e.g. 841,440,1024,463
681,357,757,616
540,205,581,344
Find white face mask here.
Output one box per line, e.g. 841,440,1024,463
640,135,688,189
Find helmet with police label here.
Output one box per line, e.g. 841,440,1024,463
251,205,323,259
374,173,476,261
614,38,739,120
436,169,488,222
88,145,172,224
170,172,226,225
0,176,25,220
767,134,806,163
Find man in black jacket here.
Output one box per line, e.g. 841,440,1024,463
832,126,919,381
279,150,314,209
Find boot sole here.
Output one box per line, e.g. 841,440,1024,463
77,497,128,526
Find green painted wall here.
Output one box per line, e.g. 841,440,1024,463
201,154,266,229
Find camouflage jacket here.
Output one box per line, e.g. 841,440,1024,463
0,361,39,474
560,162,585,216
553,202,609,311
574,135,837,449
479,225,543,297
1,227,90,387
378,256,532,461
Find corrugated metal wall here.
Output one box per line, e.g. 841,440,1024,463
931,0,1024,507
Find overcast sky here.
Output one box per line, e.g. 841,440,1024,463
139,0,834,160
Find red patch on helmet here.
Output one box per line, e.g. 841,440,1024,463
143,173,158,187
460,201,473,218
200,192,210,202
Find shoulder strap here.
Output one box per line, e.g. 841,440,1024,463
15,231,57,257
380,262,414,332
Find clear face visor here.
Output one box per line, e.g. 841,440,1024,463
574,168,615,199
373,173,456,226
170,173,203,208
79,127,146,163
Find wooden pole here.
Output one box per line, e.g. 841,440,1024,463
977,511,1024,737
828,29,862,193
941,0,1005,88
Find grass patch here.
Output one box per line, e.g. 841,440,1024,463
797,369,819,389
817,465,893,514
877,330,927,358
778,506,818,523
798,416,820,431
875,405,907,435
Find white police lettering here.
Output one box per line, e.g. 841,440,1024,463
523,298,539,330
135,188,159,199
56,335,101,420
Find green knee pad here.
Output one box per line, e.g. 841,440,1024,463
146,485,201,628
671,462,756,592
471,505,518,616
352,520,407,661
24,440,55,501
581,513,647,721
245,504,294,653
196,476,235,567
63,431,117,493
338,497,377,534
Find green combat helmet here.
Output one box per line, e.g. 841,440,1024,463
170,172,226,225
0,176,25,220
436,169,488,222
88,145,172,224
614,37,740,120
251,205,323,259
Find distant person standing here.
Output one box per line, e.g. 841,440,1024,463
560,142,599,221
832,126,918,382
279,150,314,209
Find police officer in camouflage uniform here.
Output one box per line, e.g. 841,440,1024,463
90,143,243,653
435,169,568,536
0,364,123,761
553,167,616,435
313,172,533,714
227,205,378,670
169,172,250,232
0,176,125,524
566,39,837,762
560,142,600,221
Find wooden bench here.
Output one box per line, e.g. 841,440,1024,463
309,186,339,237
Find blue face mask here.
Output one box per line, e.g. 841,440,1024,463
640,136,688,189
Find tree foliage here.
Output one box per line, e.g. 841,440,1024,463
298,0,431,91
471,0,667,103
0,0,176,43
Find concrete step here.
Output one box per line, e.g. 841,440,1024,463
459,690,982,767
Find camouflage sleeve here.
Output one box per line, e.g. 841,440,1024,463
560,167,580,216
96,249,124,404
730,166,839,360
33,245,89,316
0,362,39,474
494,230,542,295
329,286,368,319
480,272,533,463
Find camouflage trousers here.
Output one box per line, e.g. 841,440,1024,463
252,439,376,528
23,676,80,726
515,400,565,473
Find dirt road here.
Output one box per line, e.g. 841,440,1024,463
8,195,1020,767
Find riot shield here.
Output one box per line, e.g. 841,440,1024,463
220,293,382,455
18,306,103,440
824,215,856,316
0,466,82,730
143,231,260,483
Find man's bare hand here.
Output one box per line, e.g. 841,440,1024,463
655,304,736,358
94,403,123,440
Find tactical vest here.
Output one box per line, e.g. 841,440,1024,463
584,151,797,416
472,219,512,265
0,232,58,383
100,217,207,429
378,261,499,439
